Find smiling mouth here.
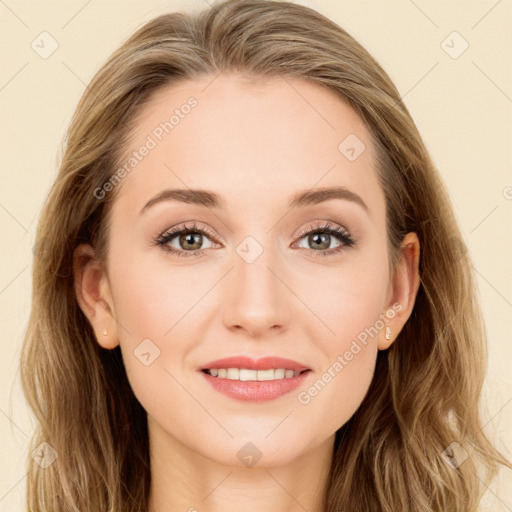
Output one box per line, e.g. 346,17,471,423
200,367,312,402
201,368,311,381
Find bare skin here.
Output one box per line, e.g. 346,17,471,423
74,73,420,512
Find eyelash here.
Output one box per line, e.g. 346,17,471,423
153,221,356,258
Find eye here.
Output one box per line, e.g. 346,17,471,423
154,221,219,258
153,220,356,258
293,221,356,257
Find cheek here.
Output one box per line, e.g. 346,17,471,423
294,251,387,425
296,308,380,441
303,334,378,416
105,247,185,398
297,247,389,345
107,244,196,340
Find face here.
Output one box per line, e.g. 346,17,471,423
76,73,419,469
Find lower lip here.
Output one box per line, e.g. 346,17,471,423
200,370,311,402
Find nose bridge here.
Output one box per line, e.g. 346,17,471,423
222,232,291,336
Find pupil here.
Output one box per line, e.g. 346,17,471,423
181,233,201,250
311,233,329,250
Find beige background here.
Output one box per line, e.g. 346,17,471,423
1,0,511,509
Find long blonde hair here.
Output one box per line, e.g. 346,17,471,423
20,0,511,510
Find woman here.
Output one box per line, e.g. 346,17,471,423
20,0,511,510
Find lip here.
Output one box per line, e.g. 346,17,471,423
200,356,310,373
200,369,312,402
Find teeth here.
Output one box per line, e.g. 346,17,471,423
240,369,257,381
256,369,274,381
206,368,301,381
226,368,239,379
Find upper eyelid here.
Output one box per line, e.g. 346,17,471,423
160,222,220,242
158,220,352,244
295,222,351,237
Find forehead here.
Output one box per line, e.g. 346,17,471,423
112,74,384,222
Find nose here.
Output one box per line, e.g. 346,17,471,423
222,245,292,338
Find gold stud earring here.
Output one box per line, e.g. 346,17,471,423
385,327,391,340
102,329,108,336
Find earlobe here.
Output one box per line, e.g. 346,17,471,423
378,232,421,350
73,243,119,349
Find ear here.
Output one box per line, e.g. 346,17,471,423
73,243,119,349
378,232,421,350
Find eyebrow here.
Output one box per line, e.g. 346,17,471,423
139,185,369,215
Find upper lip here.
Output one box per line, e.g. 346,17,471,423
200,356,310,373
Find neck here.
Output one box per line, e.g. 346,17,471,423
146,416,334,512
